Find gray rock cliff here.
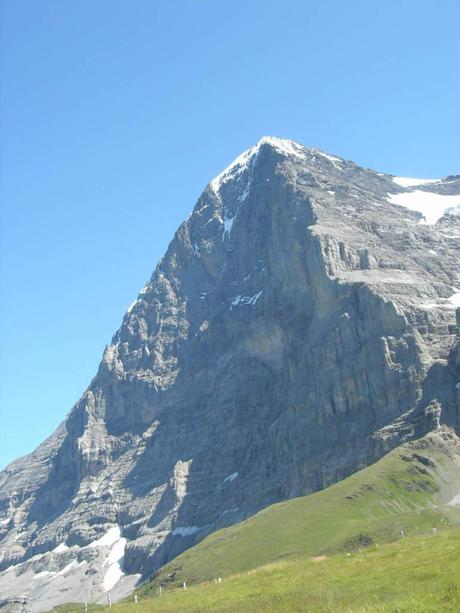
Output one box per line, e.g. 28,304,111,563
1,137,459,610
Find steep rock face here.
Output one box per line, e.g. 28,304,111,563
1,137,459,609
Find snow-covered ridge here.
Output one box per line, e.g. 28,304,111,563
210,141,260,194
210,137,311,241
209,136,344,195
392,176,439,188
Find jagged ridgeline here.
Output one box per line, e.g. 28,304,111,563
1,137,459,610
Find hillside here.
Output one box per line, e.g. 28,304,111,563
142,427,460,593
55,427,460,612
86,528,460,612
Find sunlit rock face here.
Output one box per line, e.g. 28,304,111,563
1,137,459,610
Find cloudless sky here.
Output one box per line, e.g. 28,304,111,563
1,0,459,469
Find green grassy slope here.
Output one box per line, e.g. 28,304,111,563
110,527,460,612
142,427,460,595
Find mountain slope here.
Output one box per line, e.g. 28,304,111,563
56,428,460,612
1,137,459,610
139,426,460,594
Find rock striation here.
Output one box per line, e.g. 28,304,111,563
1,137,459,610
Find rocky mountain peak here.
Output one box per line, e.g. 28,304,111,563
0,138,459,610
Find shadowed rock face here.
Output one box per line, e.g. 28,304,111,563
1,137,459,609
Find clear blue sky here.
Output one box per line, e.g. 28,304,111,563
1,0,459,469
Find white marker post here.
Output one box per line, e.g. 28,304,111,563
159,585,162,597
134,595,138,604
107,593,112,608
183,582,187,591
84,602,88,613
400,529,405,539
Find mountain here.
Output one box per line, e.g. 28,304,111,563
1,137,459,611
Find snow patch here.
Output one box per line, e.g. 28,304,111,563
87,526,127,592
34,570,54,579
260,136,306,158
449,289,460,308
57,560,79,576
102,536,126,592
420,289,460,311
223,215,234,238
445,203,460,217
238,184,251,203
392,176,439,188
387,190,460,224
127,300,138,314
223,472,239,484
89,526,122,549
315,151,343,171
172,526,200,537
53,542,69,553
448,493,460,506
230,291,262,309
